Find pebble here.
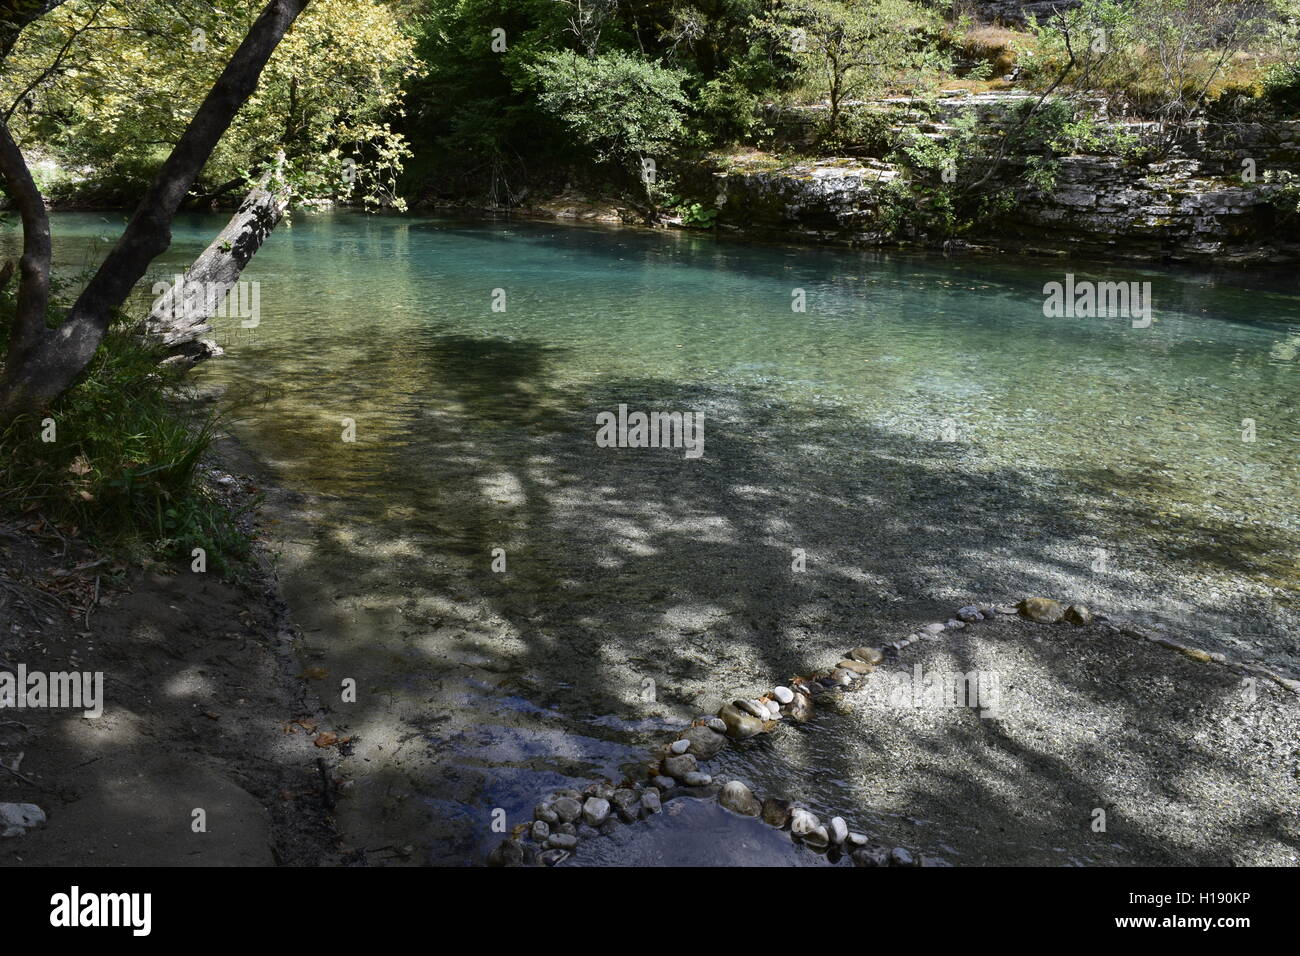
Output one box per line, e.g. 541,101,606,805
773,686,795,704
718,780,761,816
539,848,569,866
552,796,582,823
581,797,610,827
534,804,559,825
945,619,967,630
783,692,815,722
662,754,698,780
890,846,916,866
652,775,676,790
1063,604,1093,626
736,699,767,719
718,702,765,739
761,798,792,828
836,659,872,674
706,717,727,733
848,647,885,665
852,845,890,867
803,826,830,850
670,739,690,754
488,840,524,866
682,771,712,787
956,605,984,623
610,788,639,813
790,808,820,836
641,789,662,813
546,833,579,850
922,622,946,634
848,832,868,846
1017,597,1064,622
828,816,849,844
531,820,550,841
680,725,728,759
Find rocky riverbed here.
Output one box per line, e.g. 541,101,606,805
490,599,1299,866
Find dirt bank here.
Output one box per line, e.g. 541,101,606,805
0,460,340,866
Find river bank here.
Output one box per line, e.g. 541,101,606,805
0,443,340,866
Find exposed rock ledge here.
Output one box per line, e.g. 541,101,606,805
708,96,1300,265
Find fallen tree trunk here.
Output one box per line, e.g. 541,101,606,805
146,156,291,369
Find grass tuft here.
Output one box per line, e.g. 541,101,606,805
0,281,251,574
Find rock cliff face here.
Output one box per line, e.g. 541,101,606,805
708,95,1300,265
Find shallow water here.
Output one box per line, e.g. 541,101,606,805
8,210,1298,864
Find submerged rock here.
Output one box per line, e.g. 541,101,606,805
890,846,916,866
487,839,525,866
680,724,728,759
761,798,793,828
1063,604,1093,626
956,605,984,623
1017,597,1066,623
803,826,830,850
790,808,821,837
719,780,762,816
551,796,582,823
581,797,610,827
662,754,698,780
851,845,890,867
848,647,885,665
782,691,814,722
836,659,873,674
718,702,765,739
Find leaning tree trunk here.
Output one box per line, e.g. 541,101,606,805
146,156,291,369
0,0,310,424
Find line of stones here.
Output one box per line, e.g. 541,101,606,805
488,596,1295,866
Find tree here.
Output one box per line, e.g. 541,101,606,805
0,0,311,421
758,0,937,136
2,0,419,208
526,49,688,187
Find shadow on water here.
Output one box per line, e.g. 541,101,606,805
221,326,1297,865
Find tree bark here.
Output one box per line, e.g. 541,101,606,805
146,155,292,369
0,0,310,422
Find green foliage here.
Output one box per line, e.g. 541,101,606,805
755,0,943,133
2,0,420,208
662,193,720,228
0,286,250,573
526,50,689,170
1021,0,1272,119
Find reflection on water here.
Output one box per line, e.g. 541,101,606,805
7,211,1297,864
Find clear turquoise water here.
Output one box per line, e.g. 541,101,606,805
7,210,1298,864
